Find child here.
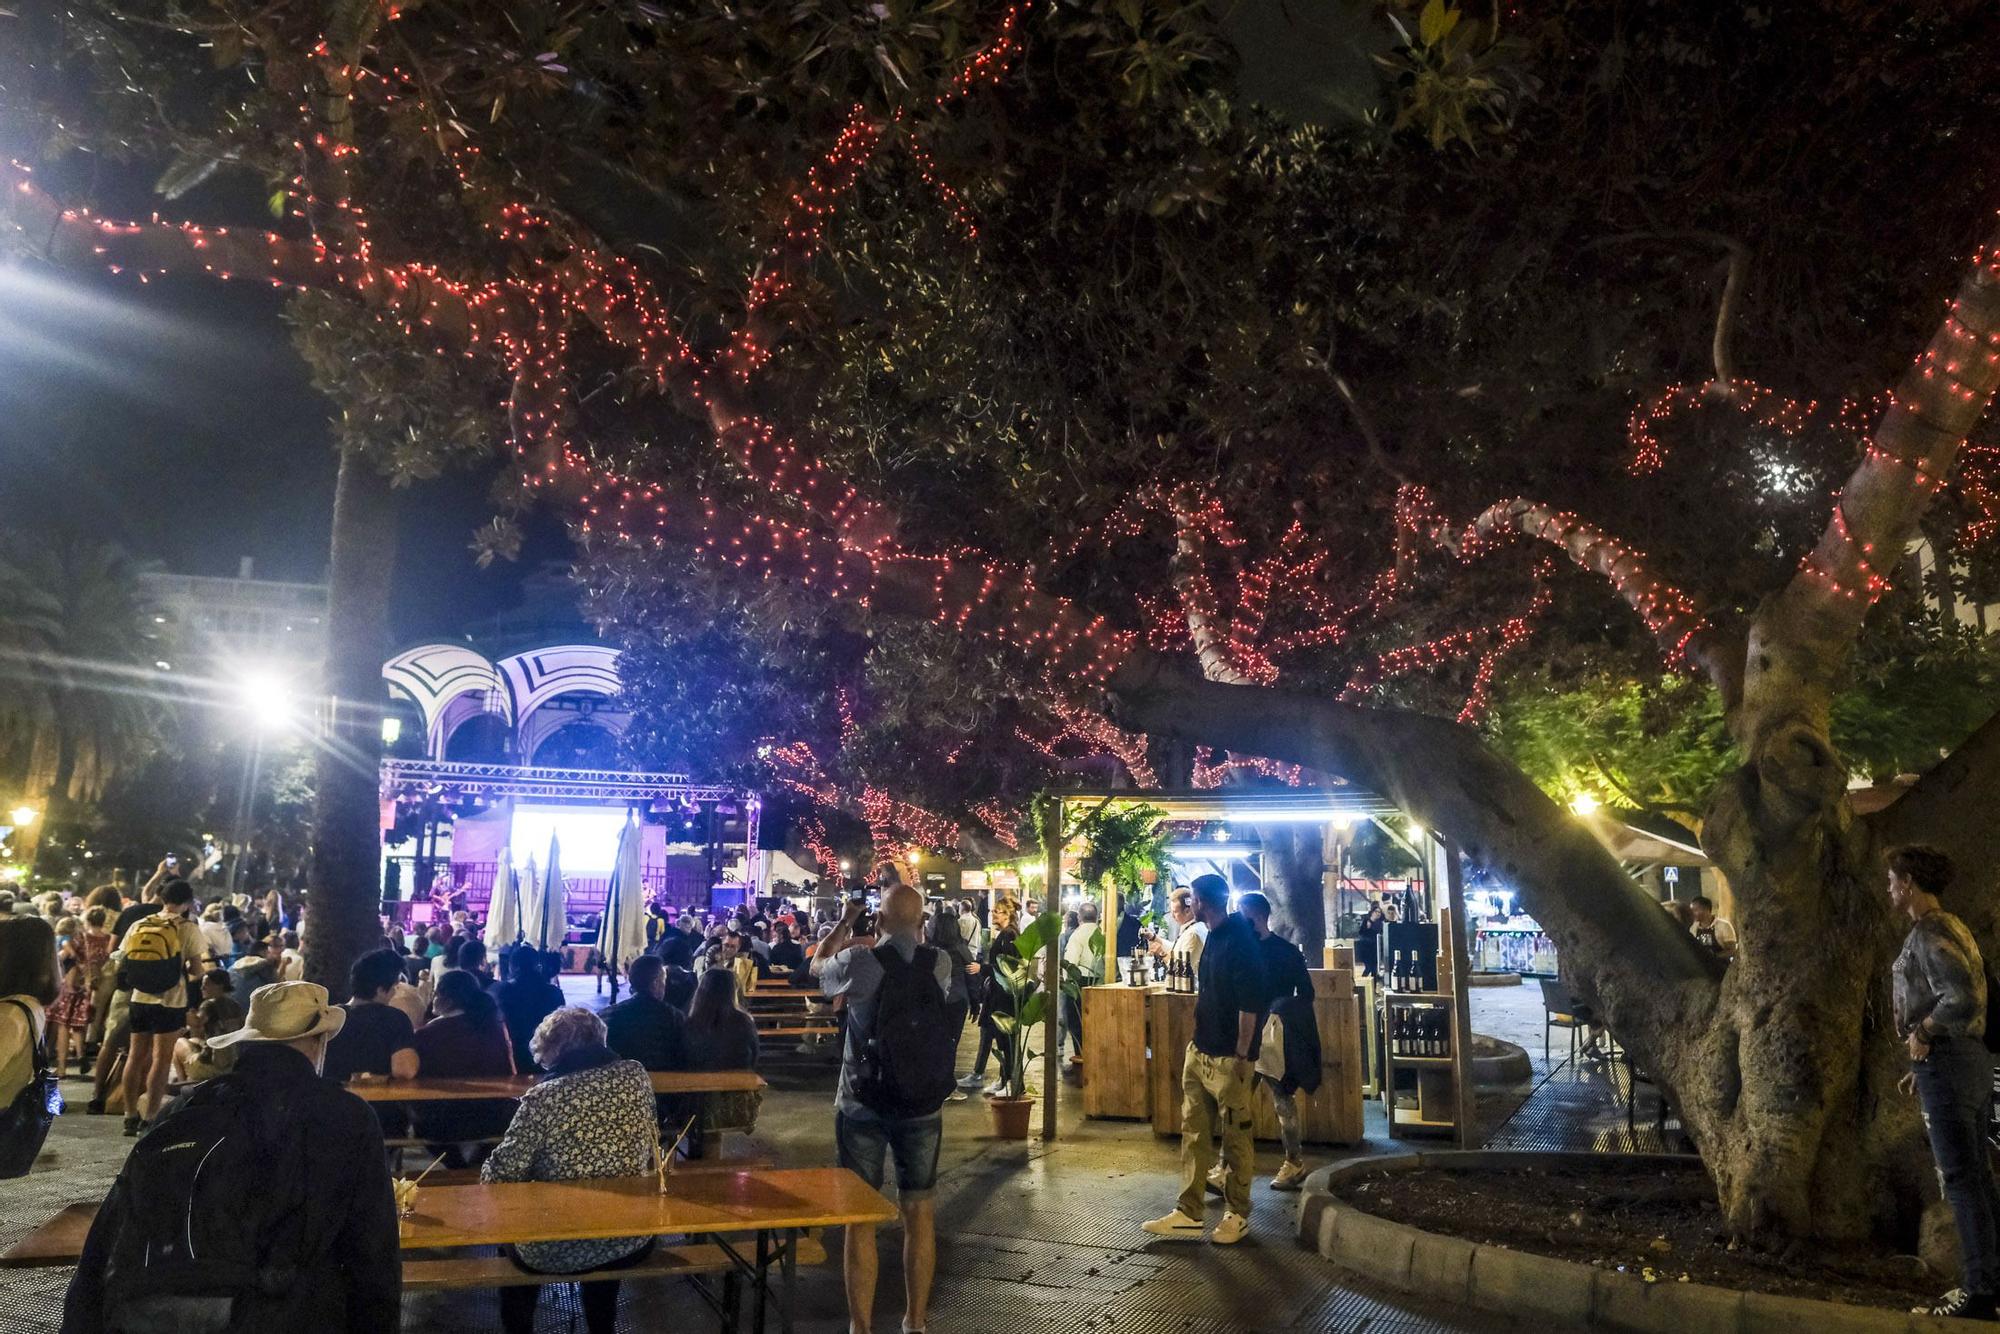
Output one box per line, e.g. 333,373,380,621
48,913,96,1075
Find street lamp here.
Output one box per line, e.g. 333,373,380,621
9,806,34,828
237,671,294,731
1569,792,1601,817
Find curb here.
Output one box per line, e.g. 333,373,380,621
1294,1151,1960,1333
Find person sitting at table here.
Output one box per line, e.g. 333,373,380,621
63,981,400,1334
481,1006,657,1334
493,945,566,1074
768,921,806,974
716,931,758,997
410,968,516,1162
324,949,420,1141
684,967,760,1070
603,955,689,1131
455,937,493,987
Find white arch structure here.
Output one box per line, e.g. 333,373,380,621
383,642,625,761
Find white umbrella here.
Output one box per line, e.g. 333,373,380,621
519,854,545,952
483,852,521,951
536,831,569,951
598,813,647,978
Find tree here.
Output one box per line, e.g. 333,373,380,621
0,535,167,850
15,0,2000,1263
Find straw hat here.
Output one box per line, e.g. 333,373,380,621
206,980,346,1047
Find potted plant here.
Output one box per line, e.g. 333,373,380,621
987,908,1063,1138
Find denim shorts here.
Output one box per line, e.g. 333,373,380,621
835,1106,942,1198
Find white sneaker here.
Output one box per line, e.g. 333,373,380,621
1140,1209,1206,1239
1205,1165,1227,1193
1210,1211,1250,1245
946,1089,969,1102
1271,1159,1308,1191
956,1073,985,1089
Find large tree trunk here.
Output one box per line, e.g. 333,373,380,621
1107,660,1969,1260
303,446,396,993
1257,824,1326,960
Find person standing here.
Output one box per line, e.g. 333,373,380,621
1887,844,2000,1320
964,897,1020,1094
1354,901,1387,978
1688,896,1737,960
814,882,955,1334
1149,887,1207,976
1236,892,1316,1191
925,897,978,1103
1143,873,1267,1245
118,880,206,1136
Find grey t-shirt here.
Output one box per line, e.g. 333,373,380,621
819,930,952,1114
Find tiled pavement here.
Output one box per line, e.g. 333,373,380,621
0,979,1627,1333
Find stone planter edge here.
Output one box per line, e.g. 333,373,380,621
1294,1151,1960,1334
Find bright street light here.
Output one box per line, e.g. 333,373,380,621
9,806,34,827
381,716,403,745
1569,792,1601,816
237,671,294,731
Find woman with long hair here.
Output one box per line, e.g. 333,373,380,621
967,898,1021,1094
413,967,515,1159
682,967,761,1152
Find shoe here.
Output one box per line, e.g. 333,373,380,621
1140,1209,1206,1239
984,1080,1009,1097
121,1115,143,1137
957,1073,986,1089
1916,1288,2000,1319
1271,1159,1308,1192
947,1090,969,1102
1205,1164,1227,1194
85,1098,104,1116
1210,1212,1250,1245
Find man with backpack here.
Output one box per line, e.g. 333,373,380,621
117,880,206,1136
63,980,400,1333
815,876,955,1334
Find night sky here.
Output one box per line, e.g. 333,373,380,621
0,259,560,642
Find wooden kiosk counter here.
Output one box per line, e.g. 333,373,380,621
1080,952,1366,1146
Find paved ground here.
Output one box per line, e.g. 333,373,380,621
0,978,1622,1333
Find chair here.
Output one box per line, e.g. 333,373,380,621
1538,978,1594,1066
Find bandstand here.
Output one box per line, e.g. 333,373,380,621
377,642,761,930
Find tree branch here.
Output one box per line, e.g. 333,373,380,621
1745,222,2000,736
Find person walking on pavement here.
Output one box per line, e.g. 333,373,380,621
1886,845,2000,1321
1234,891,1317,1191
1142,873,1267,1245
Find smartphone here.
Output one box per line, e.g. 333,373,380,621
164,855,179,870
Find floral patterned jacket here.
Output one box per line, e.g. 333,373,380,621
481,1046,656,1272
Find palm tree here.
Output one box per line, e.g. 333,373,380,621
0,536,168,833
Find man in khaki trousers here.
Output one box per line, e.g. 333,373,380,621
1142,873,1268,1246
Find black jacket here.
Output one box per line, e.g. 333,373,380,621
1261,932,1322,1095
602,993,690,1072
63,1043,399,1334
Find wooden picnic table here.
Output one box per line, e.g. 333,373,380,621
348,1070,766,1102
4,1169,892,1334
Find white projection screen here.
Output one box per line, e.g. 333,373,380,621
509,804,628,874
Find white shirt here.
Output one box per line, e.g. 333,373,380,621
198,918,234,963
1171,920,1208,973
1064,921,1102,980
280,949,305,982
387,979,428,1028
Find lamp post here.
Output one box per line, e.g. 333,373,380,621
228,669,296,897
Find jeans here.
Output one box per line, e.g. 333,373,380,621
1177,1046,1254,1218
1915,1036,2000,1296
836,1107,943,1197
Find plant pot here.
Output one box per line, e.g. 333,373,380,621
987,1095,1035,1139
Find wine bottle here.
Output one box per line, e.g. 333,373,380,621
1390,950,1403,992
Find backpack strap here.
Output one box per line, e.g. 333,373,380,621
3,998,47,1076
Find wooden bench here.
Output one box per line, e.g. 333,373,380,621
403,1235,828,1292
421,1154,777,1187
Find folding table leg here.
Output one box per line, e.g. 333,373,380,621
780,1229,798,1334
751,1229,770,1334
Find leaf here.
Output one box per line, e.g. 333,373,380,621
267,188,288,218
1418,0,1457,47
1018,991,1047,1029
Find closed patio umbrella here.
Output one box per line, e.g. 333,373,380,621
483,853,520,951
597,813,647,998
519,854,545,953
534,831,569,952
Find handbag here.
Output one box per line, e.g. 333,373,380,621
0,997,59,1178
1256,1012,1286,1081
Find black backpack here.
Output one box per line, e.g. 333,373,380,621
99,1074,303,1330
0,998,58,1178
852,944,958,1119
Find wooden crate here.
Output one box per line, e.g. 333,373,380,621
1082,984,1155,1119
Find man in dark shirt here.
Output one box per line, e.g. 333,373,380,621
1238,891,1314,1191
768,922,807,973
1143,873,1266,1245
606,955,691,1129
322,949,419,1085
491,944,566,1073
64,981,399,1334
